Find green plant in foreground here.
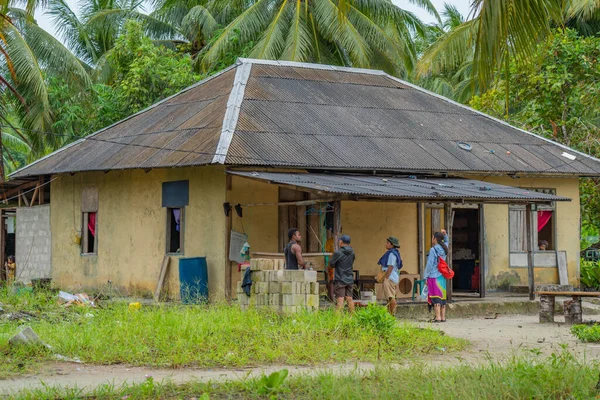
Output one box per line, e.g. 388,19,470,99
571,323,600,342
13,350,600,400
354,304,396,361
580,259,600,290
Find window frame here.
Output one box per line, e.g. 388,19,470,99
508,188,557,255
81,211,98,256
166,207,184,255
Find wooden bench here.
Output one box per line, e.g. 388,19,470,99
534,291,600,325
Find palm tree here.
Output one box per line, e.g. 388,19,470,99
155,0,440,76
1,3,91,157
417,0,600,95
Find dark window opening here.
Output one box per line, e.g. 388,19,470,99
82,212,97,254
167,208,183,254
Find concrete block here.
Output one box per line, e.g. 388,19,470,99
269,281,280,293
256,259,274,271
306,294,319,308
250,259,260,271
236,281,243,293
281,294,294,306
269,294,281,306
293,294,306,306
257,282,269,294
251,271,264,282
281,282,294,294
304,270,317,282
311,282,320,295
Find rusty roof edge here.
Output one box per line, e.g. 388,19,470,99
9,62,242,179
212,61,252,164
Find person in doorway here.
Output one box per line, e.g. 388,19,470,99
378,236,403,316
424,230,449,323
5,255,15,284
330,235,355,312
284,228,308,269
538,240,549,251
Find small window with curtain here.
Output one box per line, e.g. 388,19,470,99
509,189,556,253
162,181,188,254
81,187,98,255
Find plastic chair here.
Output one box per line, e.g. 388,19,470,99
412,279,426,301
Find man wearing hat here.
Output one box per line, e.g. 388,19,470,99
329,235,356,312
378,236,403,315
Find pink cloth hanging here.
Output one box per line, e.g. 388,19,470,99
88,212,96,237
537,211,552,232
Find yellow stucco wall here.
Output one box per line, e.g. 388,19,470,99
50,166,227,300
227,175,279,294
479,176,580,289
341,201,419,277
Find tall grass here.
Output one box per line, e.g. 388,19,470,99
0,288,465,378
14,350,598,399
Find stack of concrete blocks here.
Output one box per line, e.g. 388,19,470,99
237,258,320,314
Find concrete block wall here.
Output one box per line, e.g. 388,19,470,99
237,258,319,313
16,205,52,283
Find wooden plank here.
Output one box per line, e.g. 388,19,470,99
81,187,99,212
18,190,21,207
557,251,568,285
333,201,341,252
21,191,30,207
526,204,535,300
154,255,170,302
29,186,39,207
38,177,44,205
82,212,88,253
479,204,486,298
278,205,288,252
225,212,232,299
534,291,600,296
0,210,5,281
417,203,423,278
297,206,307,248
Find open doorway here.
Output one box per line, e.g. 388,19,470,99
451,208,481,296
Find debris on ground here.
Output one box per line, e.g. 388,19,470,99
1,311,37,322
52,354,83,363
58,291,96,308
9,327,50,349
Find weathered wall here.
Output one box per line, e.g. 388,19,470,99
16,205,52,283
50,166,227,300
341,201,419,276
227,175,279,294
480,176,580,289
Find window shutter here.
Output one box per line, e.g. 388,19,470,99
162,180,189,207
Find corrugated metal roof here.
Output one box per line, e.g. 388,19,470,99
10,58,600,178
228,171,571,203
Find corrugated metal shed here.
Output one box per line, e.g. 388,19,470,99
228,171,570,203
10,59,600,178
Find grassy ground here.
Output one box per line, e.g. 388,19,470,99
571,324,600,342
0,288,465,378
13,351,599,399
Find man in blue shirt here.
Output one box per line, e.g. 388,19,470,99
378,236,403,316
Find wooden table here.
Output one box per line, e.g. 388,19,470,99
534,291,600,325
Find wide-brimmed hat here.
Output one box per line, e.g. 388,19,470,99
387,236,400,247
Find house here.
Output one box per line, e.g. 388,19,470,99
3,58,599,300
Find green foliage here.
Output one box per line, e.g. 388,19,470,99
354,303,395,337
0,287,465,379
580,259,600,289
581,220,600,251
571,323,600,342
256,369,288,396
108,20,203,114
470,29,600,225
14,351,600,399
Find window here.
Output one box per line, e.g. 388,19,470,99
167,208,183,254
81,212,97,254
509,189,556,252
81,187,98,255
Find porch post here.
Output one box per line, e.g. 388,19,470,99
526,203,535,300
417,203,423,277
0,210,4,281
333,201,341,251
444,202,453,302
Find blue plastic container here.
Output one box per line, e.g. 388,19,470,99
178,257,209,304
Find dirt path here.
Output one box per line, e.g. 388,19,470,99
2,315,599,396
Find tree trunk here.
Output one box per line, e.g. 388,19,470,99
539,295,555,323
0,126,5,183
563,297,582,326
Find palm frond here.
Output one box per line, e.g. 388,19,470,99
312,0,371,67
281,0,312,61
181,4,218,40
197,0,275,71
250,0,290,59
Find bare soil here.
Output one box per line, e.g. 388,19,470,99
2,314,599,396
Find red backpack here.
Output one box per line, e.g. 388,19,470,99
435,247,454,279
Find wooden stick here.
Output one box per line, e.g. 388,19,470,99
154,255,170,302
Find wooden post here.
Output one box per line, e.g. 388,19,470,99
0,210,5,281
539,294,555,323
444,202,453,303
526,204,535,300
333,201,341,251
479,204,486,298
39,176,44,205
417,203,423,278
564,296,582,325
225,211,232,300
